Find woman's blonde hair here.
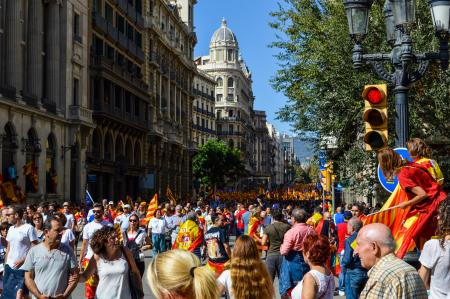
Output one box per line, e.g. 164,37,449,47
230,235,274,299
147,249,219,299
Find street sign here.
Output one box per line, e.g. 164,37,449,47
377,147,413,193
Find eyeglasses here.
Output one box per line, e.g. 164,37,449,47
129,219,138,223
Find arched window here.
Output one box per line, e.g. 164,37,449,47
228,77,234,87
2,122,18,181
134,142,141,167
125,139,133,164
46,134,57,194
115,135,124,160
217,77,223,87
25,128,40,193
227,49,234,61
104,133,113,161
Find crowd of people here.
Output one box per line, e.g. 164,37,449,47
0,138,446,299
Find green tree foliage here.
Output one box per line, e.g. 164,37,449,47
192,139,247,189
271,0,450,198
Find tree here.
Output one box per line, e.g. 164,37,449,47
192,140,247,190
270,0,450,199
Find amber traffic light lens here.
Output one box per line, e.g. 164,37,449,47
364,109,385,126
364,131,385,149
366,88,383,104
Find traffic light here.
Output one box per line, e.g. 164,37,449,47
362,84,388,151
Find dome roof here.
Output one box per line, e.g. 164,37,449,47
210,19,237,46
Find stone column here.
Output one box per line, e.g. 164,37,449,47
45,0,60,110
27,0,44,105
4,0,23,95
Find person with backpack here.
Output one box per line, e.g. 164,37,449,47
124,214,152,277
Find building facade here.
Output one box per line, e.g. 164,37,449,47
0,0,93,204
281,133,297,184
86,0,149,201
192,70,216,147
253,110,271,186
266,123,284,187
144,0,197,199
197,19,256,174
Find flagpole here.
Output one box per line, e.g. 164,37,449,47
366,206,397,217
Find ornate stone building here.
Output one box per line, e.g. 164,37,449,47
0,0,93,203
143,0,197,199
86,0,149,201
197,19,256,174
192,70,216,147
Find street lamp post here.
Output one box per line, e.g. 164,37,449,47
344,0,450,147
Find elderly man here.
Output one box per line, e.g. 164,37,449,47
355,223,427,299
341,217,367,299
279,209,316,298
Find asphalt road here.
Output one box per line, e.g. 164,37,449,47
71,237,343,299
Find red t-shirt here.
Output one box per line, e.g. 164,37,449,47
336,222,348,253
236,209,247,229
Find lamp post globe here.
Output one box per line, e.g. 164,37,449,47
383,0,397,44
390,0,417,26
429,0,450,35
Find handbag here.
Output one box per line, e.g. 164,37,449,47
121,247,145,299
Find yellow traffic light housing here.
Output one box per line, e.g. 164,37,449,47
362,84,388,151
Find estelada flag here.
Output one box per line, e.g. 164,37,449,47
141,194,158,226
166,186,177,204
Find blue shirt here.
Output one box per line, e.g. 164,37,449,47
342,231,366,271
242,211,250,234
333,213,344,225
264,215,272,227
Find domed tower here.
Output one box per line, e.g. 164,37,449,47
209,19,239,64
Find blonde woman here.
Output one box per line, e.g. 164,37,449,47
218,235,275,299
147,249,219,299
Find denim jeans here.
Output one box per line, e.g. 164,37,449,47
266,254,283,281
2,264,27,299
345,269,368,299
152,233,165,256
338,253,346,292
279,251,310,296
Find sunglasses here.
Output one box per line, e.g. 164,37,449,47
129,219,138,222
93,210,103,214
33,218,42,220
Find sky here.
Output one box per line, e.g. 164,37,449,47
194,0,294,135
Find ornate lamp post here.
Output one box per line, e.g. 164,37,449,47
344,0,450,147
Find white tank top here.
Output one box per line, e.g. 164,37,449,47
291,269,335,299
96,253,132,299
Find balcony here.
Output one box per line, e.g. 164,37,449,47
136,47,144,62
117,0,128,13
127,5,137,23
136,13,144,28
107,21,118,41
128,41,137,56
68,105,93,123
92,13,107,34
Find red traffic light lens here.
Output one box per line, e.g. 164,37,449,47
366,88,383,104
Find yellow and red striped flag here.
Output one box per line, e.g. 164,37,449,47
141,194,158,226
166,186,178,204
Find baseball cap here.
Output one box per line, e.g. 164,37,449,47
140,202,147,206
109,201,114,205
123,204,131,209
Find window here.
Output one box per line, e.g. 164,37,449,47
127,23,134,40
216,94,223,102
73,78,79,106
228,78,234,87
228,110,233,117
134,98,139,117
116,15,125,33
93,0,101,14
135,31,142,48
196,116,200,125
227,94,234,101
115,86,122,108
227,49,234,61
136,0,142,14
73,13,81,40
94,35,103,55
104,81,111,105
201,119,205,128
229,125,234,134
216,110,222,118
106,44,115,59
125,92,131,113
105,3,113,23
201,103,204,110
217,124,222,132
217,77,223,87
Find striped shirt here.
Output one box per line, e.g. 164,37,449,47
360,253,427,299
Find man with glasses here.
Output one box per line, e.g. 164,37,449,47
23,217,78,299
79,203,112,299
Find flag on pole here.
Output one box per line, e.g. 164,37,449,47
85,190,94,205
166,186,178,204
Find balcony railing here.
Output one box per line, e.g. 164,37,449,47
92,13,107,34
69,105,93,123
118,32,128,50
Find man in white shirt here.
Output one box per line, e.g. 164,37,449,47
3,206,38,299
79,203,112,299
62,202,75,230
